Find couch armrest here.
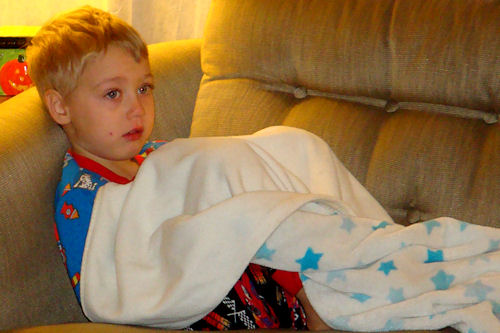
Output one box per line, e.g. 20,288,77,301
148,39,202,141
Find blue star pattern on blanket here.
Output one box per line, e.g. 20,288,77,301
255,243,276,261
488,239,500,252
492,301,500,319
424,220,441,234
425,249,444,263
459,221,469,231
383,318,404,330
431,270,455,290
330,316,350,330
340,216,356,233
387,287,405,303
465,281,494,301
297,216,498,332
326,270,346,282
295,247,323,271
372,221,390,230
351,293,371,303
469,255,491,264
264,216,500,332
378,260,397,276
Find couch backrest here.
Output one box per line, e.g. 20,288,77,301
191,0,500,227
0,89,86,328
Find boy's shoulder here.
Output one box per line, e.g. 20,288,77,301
134,140,167,164
56,152,107,198
139,140,167,153
57,140,166,196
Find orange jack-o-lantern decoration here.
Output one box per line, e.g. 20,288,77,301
0,54,33,96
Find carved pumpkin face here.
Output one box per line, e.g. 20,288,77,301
0,54,33,96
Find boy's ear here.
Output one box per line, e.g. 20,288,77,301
44,89,71,125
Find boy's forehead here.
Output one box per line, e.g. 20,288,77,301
81,46,151,83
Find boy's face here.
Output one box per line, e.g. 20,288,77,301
59,45,155,163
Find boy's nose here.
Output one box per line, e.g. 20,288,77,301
127,95,145,118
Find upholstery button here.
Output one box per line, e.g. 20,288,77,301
407,208,421,224
293,87,308,99
384,100,399,113
484,113,498,124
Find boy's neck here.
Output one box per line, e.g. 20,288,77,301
70,147,139,181
102,159,139,181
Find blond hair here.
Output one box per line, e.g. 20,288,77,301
26,6,148,99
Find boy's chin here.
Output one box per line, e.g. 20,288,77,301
121,139,148,156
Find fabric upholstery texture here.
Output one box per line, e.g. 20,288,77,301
0,89,85,327
148,40,203,141
191,0,500,227
196,0,499,120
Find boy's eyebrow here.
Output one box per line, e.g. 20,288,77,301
94,73,154,89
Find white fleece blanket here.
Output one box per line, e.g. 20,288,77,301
81,126,500,332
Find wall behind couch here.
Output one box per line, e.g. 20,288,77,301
0,0,211,43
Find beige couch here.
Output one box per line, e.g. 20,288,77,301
1,0,498,332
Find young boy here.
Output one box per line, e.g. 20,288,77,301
26,6,326,330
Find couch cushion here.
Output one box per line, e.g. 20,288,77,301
191,0,499,227
148,40,203,141
196,0,499,121
0,89,86,329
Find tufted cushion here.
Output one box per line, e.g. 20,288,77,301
191,0,499,227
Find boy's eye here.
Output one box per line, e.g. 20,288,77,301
138,84,154,95
105,89,120,99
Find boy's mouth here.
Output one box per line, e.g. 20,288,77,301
123,127,144,141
